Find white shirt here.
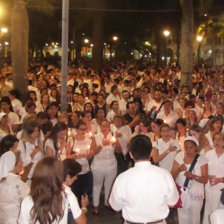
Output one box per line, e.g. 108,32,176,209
8,111,20,125
91,132,117,170
110,124,132,156
205,131,214,148
145,100,162,112
0,173,29,224
119,98,128,115
18,140,43,179
156,111,178,128
210,209,224,224
205,149,224,192
175,152,207,200
68,136,91,175
109,161,179,223
11,98,23,113
106,94,121,105
18,186,82,224
153,138,180,172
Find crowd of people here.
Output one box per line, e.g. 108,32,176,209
0,61,224,223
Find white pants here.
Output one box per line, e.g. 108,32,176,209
178,199,203,224
92,165,117,206
203,189,224,224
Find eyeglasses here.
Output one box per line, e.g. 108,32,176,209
78,128,86,131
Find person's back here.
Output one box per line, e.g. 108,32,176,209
109,135,178,224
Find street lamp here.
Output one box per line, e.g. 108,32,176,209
84,38,89,44
196,35,203,64
112,35,118,41
196,35,203,42
163,30,170,37
1,27,8,34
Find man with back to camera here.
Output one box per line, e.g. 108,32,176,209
109,135,179,224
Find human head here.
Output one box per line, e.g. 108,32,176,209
113,115,124,129
0,135,19,157
30,157,64,224
129,135,152,161
184,136,199,157
62,159,81,186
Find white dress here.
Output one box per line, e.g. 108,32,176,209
18,185,82,224
0,173,29,224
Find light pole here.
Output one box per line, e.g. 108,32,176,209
112,35,118,59
163,30,170,65
196,35,203,64
61,0,69,113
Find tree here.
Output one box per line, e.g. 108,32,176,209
10,0,56,101
179,0,194,89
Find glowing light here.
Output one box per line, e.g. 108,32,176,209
196,35,203,42
163,30,170,37
84,38,89,44
112,36,118,41
1,27,8,33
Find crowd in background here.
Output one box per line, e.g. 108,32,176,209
0,61,224,223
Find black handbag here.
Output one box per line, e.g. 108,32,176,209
221,188,224,205
65,193,76,224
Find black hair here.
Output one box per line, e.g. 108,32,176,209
129,135,152,160
49,122,68,154
0,135,19,157
62,159,81,180
1,96,13,112
176,118,187,127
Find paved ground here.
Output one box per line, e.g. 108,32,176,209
87,205,123,224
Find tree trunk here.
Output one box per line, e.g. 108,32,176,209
180,0,194,89
11,1,29,101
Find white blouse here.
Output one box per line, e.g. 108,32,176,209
0,173,29,224
175,152,207,200
18,185,82,224
91,132,117,169
68,136,92,175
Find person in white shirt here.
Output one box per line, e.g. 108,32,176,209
106,85,121,105
0,139,29,224
91,119,118,214
8,89,23,115
171,136,208,224
18,120,43,184
145,90,163,113
210,209,224,224
109,135,179,224
106,100,120,122
45,122,68,161
18,157,87,224
111,115,132,173
119,90,130,115
157,100,178,128
152,124,181,172
203,132,224,224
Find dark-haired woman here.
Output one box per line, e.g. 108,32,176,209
18,120,43,184
46,102,59,126
45,122,68,161
171,137,208,224
0,134,19,156
67,121,94,203
18,157,87,224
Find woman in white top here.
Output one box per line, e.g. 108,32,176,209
18,157,87,224
18,120,43,184
67,120,94,203
0,112,14,141
45,122,68,161
0,148,29,224
91,108,105,134
171,136,208,224
203,132,224,224
152,124,181,172
205,116,223,149
36,93,50,113
91,119,117,214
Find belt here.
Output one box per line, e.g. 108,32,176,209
125,219,164,224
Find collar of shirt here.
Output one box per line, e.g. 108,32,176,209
134,161,151,168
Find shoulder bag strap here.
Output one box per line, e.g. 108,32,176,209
183,153,200,188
